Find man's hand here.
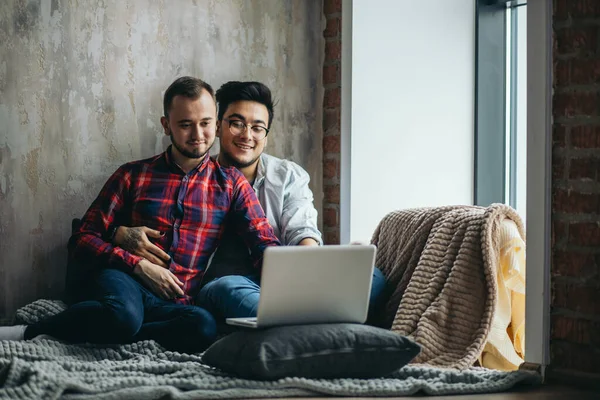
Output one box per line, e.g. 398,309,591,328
133,259,185,300
114,226,171,268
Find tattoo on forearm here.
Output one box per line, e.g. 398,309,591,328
122,227,143,252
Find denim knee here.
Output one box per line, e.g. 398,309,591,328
372,267,386,288
178,307,218,352
370,267,387,306
101,298,143,342
207,275,254,296
192,308,217,339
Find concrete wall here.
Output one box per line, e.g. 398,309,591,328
0,0,323,319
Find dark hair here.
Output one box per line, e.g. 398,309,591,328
163,76,215,118
216,81,275,128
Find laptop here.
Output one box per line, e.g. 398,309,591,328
226,244,376,329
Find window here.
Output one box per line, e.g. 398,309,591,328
475,0,527,221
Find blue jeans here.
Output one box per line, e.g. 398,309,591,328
26,269,217,353
196,267,388,320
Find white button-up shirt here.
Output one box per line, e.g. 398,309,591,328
253,153,322,246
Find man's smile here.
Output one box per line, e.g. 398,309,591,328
234,142,254,151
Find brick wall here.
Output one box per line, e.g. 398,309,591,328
322,0,342,244
552,0,600,376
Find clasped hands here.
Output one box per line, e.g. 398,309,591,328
113,226,185,300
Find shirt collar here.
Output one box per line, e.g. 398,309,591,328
253,154,266,190
164,145,209,175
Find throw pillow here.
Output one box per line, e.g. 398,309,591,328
201,323,420,380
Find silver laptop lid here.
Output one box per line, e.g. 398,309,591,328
255,244,376,327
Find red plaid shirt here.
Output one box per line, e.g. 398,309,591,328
69,146,280,303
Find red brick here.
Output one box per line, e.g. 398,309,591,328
553,125,567,148
324,229,340,245
569,158,600,182
555,27,599,56
553,281,600,314
324,184,340,204
324,17,340,38
553,91,599,118
571,126,600,148
553,154,565,182
555,0,600,19
324,0,341,15
323,158,339,180
323,206,338,228
323,135,340,153
570,58,600,85
323,64,339,85
323,109,340,134
325,40,341,61
551,1,600,375
551,315,596,345
552,249,597,277
553,221,568,247
554,60,570,87
551,341,600,374
569,222,600,246
324,87,341,109
553,189,600,214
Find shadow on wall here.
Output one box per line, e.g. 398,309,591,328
29,242,68,307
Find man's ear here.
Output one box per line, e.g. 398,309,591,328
160,116,169,135
216,120,222,138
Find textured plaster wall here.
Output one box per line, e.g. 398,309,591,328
0,0,323,319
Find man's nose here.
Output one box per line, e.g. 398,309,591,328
238,125,253,140
190,124,201,137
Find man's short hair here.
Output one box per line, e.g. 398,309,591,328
216,81,275,128
163,76,215,118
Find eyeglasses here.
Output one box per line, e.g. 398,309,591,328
224,118,269,141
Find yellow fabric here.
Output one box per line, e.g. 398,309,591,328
479,220,526,371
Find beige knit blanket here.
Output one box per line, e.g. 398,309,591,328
371,204,525,370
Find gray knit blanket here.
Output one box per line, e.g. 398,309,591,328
0,300,540,399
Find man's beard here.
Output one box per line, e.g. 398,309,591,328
169,130,212,159
220,147,262,169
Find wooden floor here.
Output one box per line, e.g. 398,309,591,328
280,384,599,399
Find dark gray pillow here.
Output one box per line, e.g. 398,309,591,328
201,323,420,380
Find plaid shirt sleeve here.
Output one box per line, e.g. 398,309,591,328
68,165,143,270
230,172,281,269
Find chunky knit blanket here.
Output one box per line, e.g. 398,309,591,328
371,204,525,370
0,300,540,399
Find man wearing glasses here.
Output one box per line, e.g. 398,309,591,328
112,81,386,323
196,81,325,319
0,77,281,348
